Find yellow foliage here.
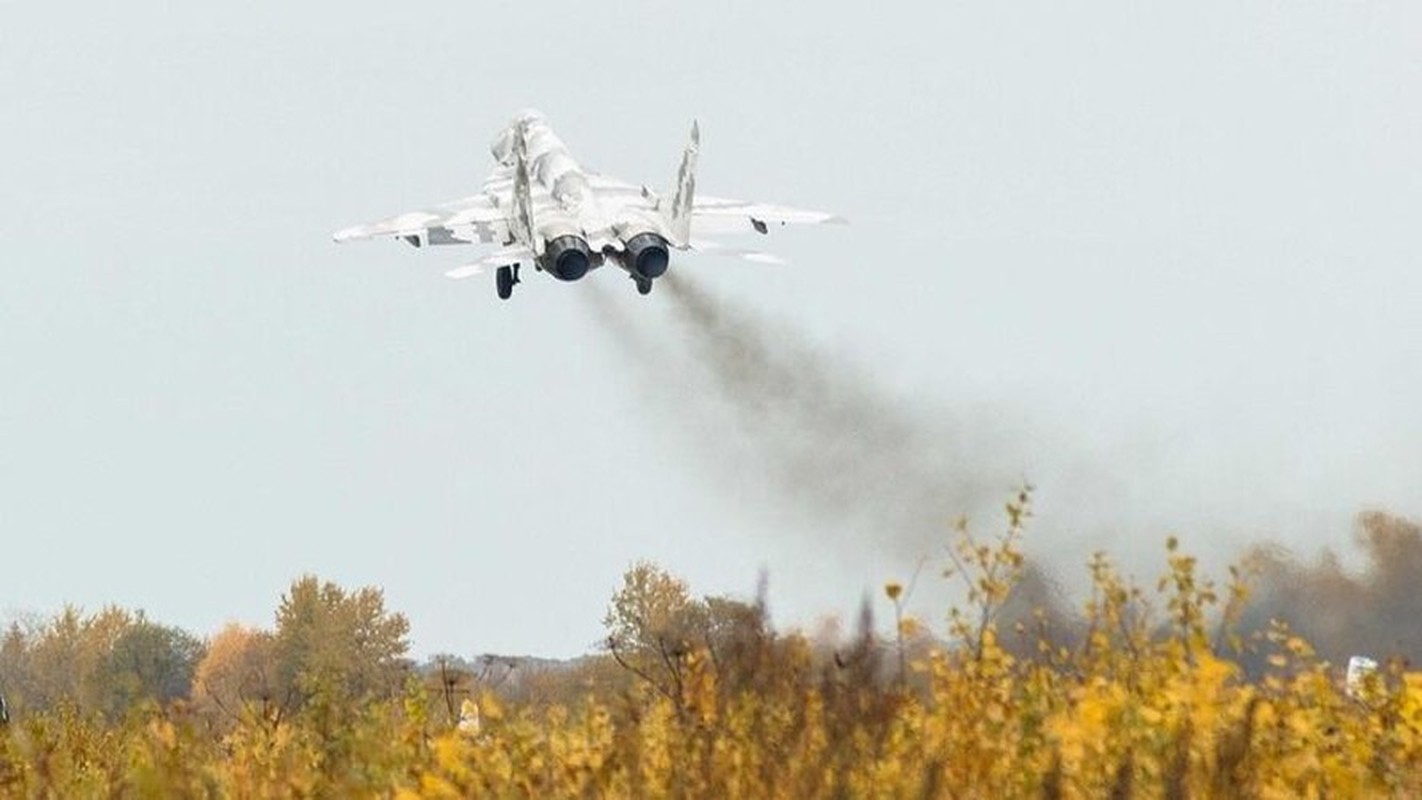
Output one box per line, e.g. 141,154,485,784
3,622,1420,798
6,506,1422,797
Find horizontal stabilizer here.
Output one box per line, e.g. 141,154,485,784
689,239,788,265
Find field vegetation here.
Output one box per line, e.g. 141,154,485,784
4,491,1422,797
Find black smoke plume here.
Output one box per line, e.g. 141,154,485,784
585,273,1025,560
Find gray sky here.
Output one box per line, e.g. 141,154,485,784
2,1,1419,657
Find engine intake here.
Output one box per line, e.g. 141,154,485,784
543,235,592,281
624,232,669,278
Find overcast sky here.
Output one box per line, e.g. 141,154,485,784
3,2,1420,657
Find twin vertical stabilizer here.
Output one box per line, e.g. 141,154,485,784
664,121,699,248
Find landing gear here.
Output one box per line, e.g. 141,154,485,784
496,264,520,300
635,276,653,296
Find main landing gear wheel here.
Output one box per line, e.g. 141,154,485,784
496,264,519,300
635,277,653,296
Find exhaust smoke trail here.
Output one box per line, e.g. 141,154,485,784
589,273,1029,560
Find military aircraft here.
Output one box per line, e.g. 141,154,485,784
333,110,844,299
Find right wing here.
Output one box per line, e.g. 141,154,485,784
690,196,846,237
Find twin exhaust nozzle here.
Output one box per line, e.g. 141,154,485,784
541,232,670,283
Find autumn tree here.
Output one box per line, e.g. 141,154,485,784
0,621,36,715
272,576,411,716
21,606,132,713
191,623,282,730
604,562,803,710
700,593,778,692
604,562,708,706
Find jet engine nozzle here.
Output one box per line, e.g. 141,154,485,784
544,235,592,281
623,232,670,278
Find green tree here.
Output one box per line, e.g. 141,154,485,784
96,615,204,718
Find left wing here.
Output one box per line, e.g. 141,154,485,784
332,194,510,247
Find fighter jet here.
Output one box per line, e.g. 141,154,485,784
333,110,844,299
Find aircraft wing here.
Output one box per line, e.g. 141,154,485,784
332,194,510,246
584,180,843,239
689,195,846,237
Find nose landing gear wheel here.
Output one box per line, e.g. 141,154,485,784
635,277,653,296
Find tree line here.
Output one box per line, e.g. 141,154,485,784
0,576,410,730
5,498,1422,731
